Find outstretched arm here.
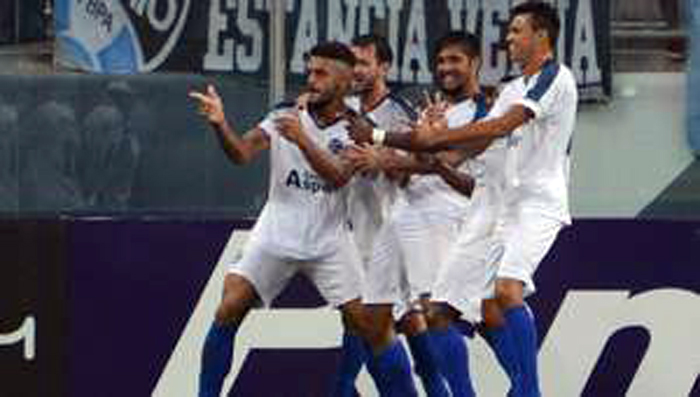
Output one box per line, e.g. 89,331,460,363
275,113,355,188
189,85,269,164
376,105,531,152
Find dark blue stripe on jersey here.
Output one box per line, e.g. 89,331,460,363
474,93,488,121
388,92,419,121
526,60,560,102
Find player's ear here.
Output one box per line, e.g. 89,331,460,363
535,29,548,44
380,61,391,76
469,56,482,73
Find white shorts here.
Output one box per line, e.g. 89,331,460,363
433,223,502,323
227,232,363,308
494,209,563,297
361,219,404,305
393,205,463,302
361,207,462,315
433,208,562,322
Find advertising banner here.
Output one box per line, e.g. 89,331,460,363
1,219,699,395
0,221,69,397
65,220,699,397
54,0,611,100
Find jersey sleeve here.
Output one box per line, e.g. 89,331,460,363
257,112,278,138
516,62,565,120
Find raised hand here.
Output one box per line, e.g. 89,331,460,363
410,116,440,149
274,111,306,146
420,90,449,129
189,85,225,126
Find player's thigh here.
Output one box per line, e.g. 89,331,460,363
498,210,563,297
228,242,297,308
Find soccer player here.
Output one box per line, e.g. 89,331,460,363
346,32,489,397
395,32,487,397
352,3,578,396
189,42,417,397
341,33,475,397
332,33,420,397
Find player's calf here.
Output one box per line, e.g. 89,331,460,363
426,302,476,397
400,304,450,397
200,274,258,397
479,298,522,396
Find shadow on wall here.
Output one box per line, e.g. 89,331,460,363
0,74,269,218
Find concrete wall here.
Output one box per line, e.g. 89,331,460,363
571,72,694,218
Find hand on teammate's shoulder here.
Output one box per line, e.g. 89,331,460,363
346,114,373,145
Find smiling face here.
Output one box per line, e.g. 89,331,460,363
435,45,478,98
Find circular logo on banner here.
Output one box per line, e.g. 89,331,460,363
56,0,191,73
125,0,192,72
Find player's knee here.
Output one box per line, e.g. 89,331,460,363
428,302,460,330
339,298,369,335
399,310,428,336
215,274,257,324
481,298,505,328
362,306,396,350
495,278,524,309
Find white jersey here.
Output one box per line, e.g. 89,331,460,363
397,96,487,224
253,104,353,259
498,61,578,224
345,94,415,259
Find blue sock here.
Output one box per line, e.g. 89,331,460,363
483,325,522,397
331,332,371,397
430,326,476,397
407,332,450,397
368,340,418,397
504,305,541,397
199,322,238,397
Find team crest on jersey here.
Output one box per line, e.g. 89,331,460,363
327,138,345,155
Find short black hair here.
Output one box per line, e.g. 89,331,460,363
434,30,482,60
351,34,394,65
510,1,560,48
308,41,357,67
